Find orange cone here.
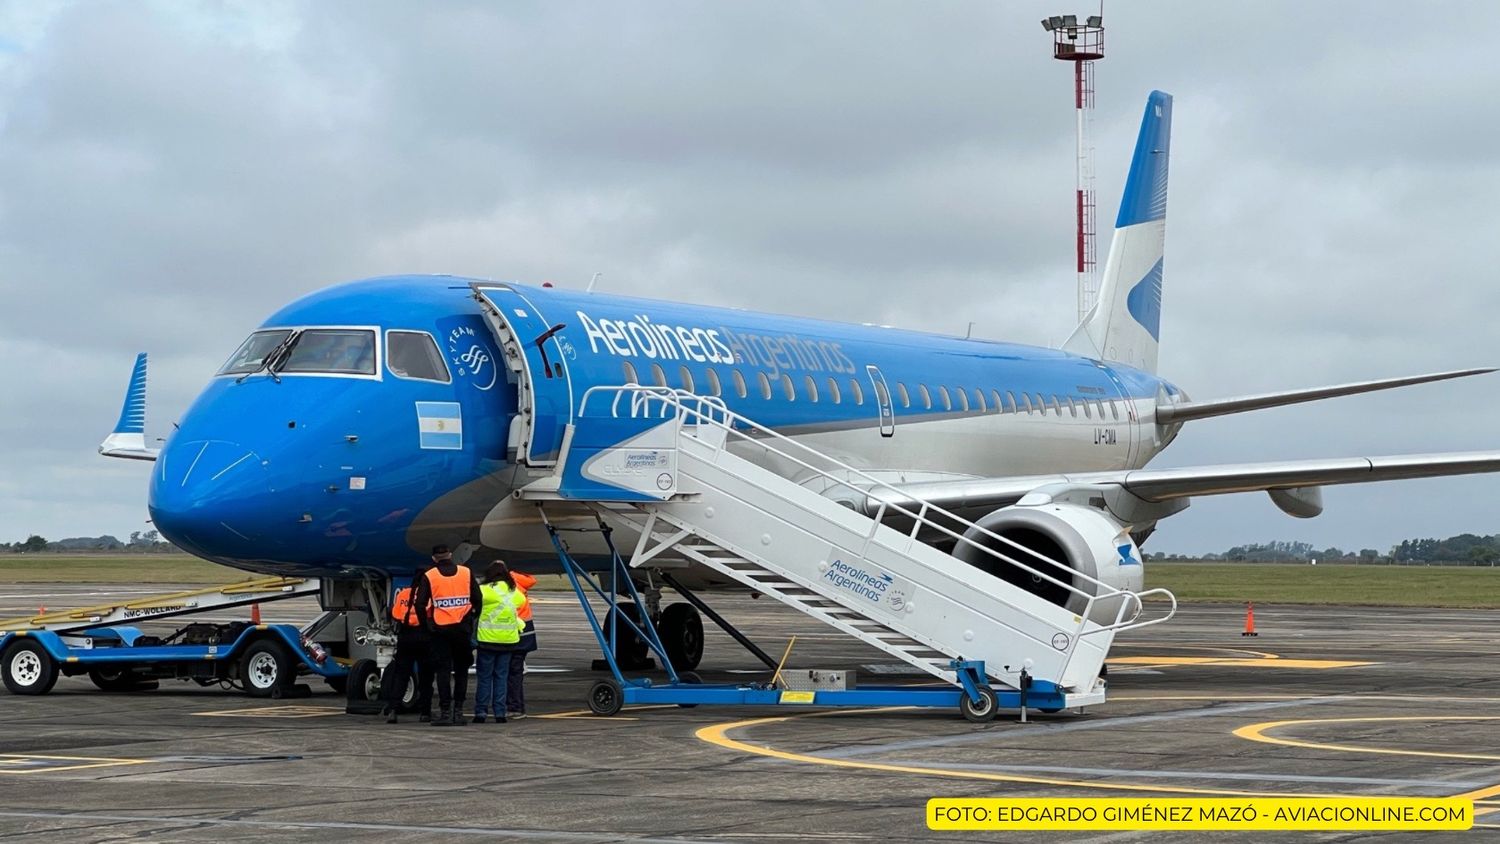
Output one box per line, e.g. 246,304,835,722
1241,602,1258,637
250,602,262,625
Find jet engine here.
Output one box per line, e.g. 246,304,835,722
951,501,1144,624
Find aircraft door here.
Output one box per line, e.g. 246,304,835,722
866,365,895,438
471,284,574,467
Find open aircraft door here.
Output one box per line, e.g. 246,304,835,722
471,283,574,467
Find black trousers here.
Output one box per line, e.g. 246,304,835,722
507,621,536,714
385,626,433,713
428,625,475,709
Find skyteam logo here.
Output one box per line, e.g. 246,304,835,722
446,325,498,391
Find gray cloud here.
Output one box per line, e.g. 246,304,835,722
2,0,1497,555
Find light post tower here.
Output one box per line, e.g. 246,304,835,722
1042,13,1105,323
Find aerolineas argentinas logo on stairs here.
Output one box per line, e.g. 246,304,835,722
824,559,911,616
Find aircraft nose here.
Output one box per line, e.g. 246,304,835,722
149,439,274,559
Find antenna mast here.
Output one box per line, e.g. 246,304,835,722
1042,12,1105,323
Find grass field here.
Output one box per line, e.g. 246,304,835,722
1146,562,1500,609
3,556,1497,608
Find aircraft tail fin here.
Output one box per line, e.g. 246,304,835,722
1064,90,1172,373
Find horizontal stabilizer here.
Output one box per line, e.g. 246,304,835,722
99,352,159,462
1156,368,1496,424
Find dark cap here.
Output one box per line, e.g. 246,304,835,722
431,544,451,557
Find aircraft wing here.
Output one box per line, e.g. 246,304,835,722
864,450,1500,521
99,352,160,462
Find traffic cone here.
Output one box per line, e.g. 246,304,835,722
1241,602,1258,637
250,602,262,625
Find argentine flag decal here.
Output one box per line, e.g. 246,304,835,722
415,402,463,450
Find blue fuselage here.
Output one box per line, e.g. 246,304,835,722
149,276,1175,578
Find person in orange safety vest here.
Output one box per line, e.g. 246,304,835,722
412,544,482,727
505,570,539,718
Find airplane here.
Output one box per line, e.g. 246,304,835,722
101,91,1500,671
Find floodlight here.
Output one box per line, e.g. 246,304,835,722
1048,16,1064,29
1041,18,1055,31
1087,15,1102,27
1062,14,1077,27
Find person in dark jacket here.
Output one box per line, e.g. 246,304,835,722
506,570,539,719
412,545,483,727
381,563,435,724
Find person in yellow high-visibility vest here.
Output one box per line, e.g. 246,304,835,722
471,561,527,724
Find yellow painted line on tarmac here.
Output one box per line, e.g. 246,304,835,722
0,754,149,775
1234,716,1500,762
1108,656,1374,669
536,704,678,720
1455,783,1500,803
193,705,342,718
694,708,1381,800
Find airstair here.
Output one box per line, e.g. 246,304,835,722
520,386,1174,708
0,576,318,636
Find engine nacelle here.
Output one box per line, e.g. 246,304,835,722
952,501,1143,624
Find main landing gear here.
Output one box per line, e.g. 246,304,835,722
600,601,703,672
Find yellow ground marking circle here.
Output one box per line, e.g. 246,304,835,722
1234,716,1500,763
695,706,1376,800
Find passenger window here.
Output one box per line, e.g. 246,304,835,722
1110,400,1120,420
1021,393,1033,414
679,366,695,393
622,361,639,384
827,377,842,404
220,329,294,375
1049,395,1062,415
873,379,891,409
781,373,796,401
896,382,911,408
1034,393,1047,414
849,379,865,405
757,372,772,400
955,388,969,412
1082,399,1092,419
973,389,986,412
732,370,748,399
990,390,1003,413
919,384,932,409
386,331,450,382
1004,391,1017,413
705,368,722,396
278,328,377,376
938,386,952,411
804,375,819,403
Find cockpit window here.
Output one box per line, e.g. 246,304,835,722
219,329,294,375
278,329,377,375
386,331,450,382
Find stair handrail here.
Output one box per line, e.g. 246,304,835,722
577,385,1158,633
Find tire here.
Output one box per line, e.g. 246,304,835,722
88,665,147,692
959,686,998,723
345,659,381,705
239,639,295,698
604,604,650,668
3,640,59,696
660,603,704,671
675,670,702,709
588,678,624,716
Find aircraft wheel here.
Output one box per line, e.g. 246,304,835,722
675,670,702,709
660,603,704,671
345,659,382,705
2,640,59,695
240,639,294,698
959,686,998,723
588,678,624,716
604,604,650,669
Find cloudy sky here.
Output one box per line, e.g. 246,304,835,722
2,1,1497,555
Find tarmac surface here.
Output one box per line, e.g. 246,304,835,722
1,584,1498,842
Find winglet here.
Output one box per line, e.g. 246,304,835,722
99,353,159,461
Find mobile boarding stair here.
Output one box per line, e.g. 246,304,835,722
0,576,347,697
522,386,1175,722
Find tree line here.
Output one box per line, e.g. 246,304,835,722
3,530,182,554
1146,534,1500,564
